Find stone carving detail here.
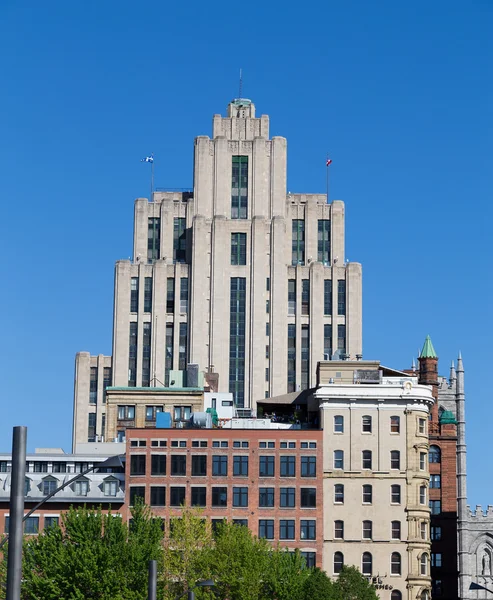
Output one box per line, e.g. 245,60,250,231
241,141,252,152
482,550,491,575
228,141,239,153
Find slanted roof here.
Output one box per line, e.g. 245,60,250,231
420,335,438,359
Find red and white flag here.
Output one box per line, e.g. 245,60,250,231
326,158,332,166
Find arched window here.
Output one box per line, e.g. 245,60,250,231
391,592,402,600
421,591,429,600
391,552,401,575
362,552,372,575
429,445,441,463
420,553,428,575
334,551,344,574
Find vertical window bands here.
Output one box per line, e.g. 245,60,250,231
89,367,97,404
180,278,188,313
318,219,330,264
142,322,151,387
178,323,188,371
130,277,139,312
128,322,137,387
292,219,305,265
166,278,175,313
229,278,246,407
287,324,296,393
231,156,248,219
144,277,152,313
301,279,310,315
87,413,96,442
147,217,160,263
337,280,346,315
324,324,332,360
173,218,186,263
337,324,346,355
324,279,332,315
288,279,296,315
231,233,247,265
301,325,309,390
165,323,173,386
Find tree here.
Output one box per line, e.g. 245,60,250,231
264,549,312,600
302,567,340,600
334,565,379,600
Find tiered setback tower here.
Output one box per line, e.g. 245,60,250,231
111,99,362,410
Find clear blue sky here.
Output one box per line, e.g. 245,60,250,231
0,1,491,505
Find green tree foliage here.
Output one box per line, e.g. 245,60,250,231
301,567,340,600
335,565,379,600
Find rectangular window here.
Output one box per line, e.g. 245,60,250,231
421,521,427,540
128,322,137,386
337,280,346,315
103,367,111,403
233,486,248,507
301,456,316,477
300,520,316,540
287,323,296,392
142,322,151,387
231,156,248,219
52,462,67,473
165,323,173,386
302,552,316,568
430,474,441,488
363,484,372,504
147,217,160,262
431,526,442,540
130,486,145,505
334,415,344,433
170,455,186,476
430,500,441,515
324,279,332,316
280,520,295,540
212,456,228,476
337,324,346,355
130,455,146,476
87,413,96,442
117,405,135,420
280,487,296,507
259,487,275,507
233,456,249,476
24,516,39,534
391,416,400,433
431,553,442,568
212,487,227,507
420,486,427,505
301,488,316,508
324,324,332,359
150,487,166,507
178,322,188,371
292,219,305,265
166,278,175,313
34,462,48,473
391,450,401,469
191,455,207,476
130,277,139,312
233,519,248,527
173,217,186,263
334,450,344,469
146,405,163,421
318,219,330,264
231,233,247,265
89,367,98,404
334,520,344,539
258,519,274,539
288,279,296,315
420,452,426,470
280,456,296,477
335,484,344,503
179,277,188,313
44,516,59,528
151,455,166,476
362,450,372,469
432,580,443,597
362,520,372,539
259,456,275,477
391,484,401,504
419,418,426,434
301,279,310,315
191,487,207,507
144,277,152,313
75,480,89,496
301,325,309,390
42,479,57,495
170,486,186,506
392,521,401,540
229,278,246,407
362,415,372,433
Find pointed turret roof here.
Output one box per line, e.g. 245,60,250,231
420,335,438,359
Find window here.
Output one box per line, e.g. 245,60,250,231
429,445,441,463
334,552,344,574
280,487,296,508
173,217,186,263
324,324,332,359
191,487,206,507
292,219,305,265
430,474,441,489
44,516,59,528
233,519,248,527
287,323,296,392
166,278,175,312
150,487,166,507
42,479,57,495
180,277,188,313
318,219,330,264
362,450,372,470
52,462,67,473
334,484,344,503
212,487,227,507
142,321,151,387
165,322,173,386
129,486,145,505
391,450,400,469
147,217,160,262
337,279,346,315
337,324,346,356
259,487,275,507
391,552,401,575
362,415,372,433
280,441,296,449
420,452,426,470
431,526,442,540
229,277,246,407
178,322,188,371
231,156,248,219
89,367,98,404
301,324,309,389
130,277,139,312
280,456,296,477
430,500,441,515
87,413,96,442
334,450,344,469
288,279,296,315
391,416,400,433
233,456,248,476
130,455,146,476
174,406,191,423
212,456,228,476
128,321,137,386
24,517,39,534
231,233,247,265
301,456,316,477
143,276,153,313
266,322,270,336
334,415,344,433
171,440,187,448
279,520,295,540
301,279,310,315
419,418,426,434
334,520,344,539
432,581,442,597
362,520,372,540
391,592,403,600
259,456,275,477
391,521,401,540
259,519,274,539
420,485,427,505
421,521,427,540
362,552,372,576
170,486,186,506
191,456,207,476
300,488,316,508
104,479,118,497
420,553,428,575
300,520,316,540
170,455,186,476
324,280,332,317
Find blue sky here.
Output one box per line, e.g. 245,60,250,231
0,1,491,505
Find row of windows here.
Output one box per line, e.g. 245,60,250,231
130,485,317,508
129,439,317,450
89,366,112,405
147,217,186,264
332,449,402,470
332,551,430,577
130,277,153,313
332,519,432,542
333,414,427,434
4,516,59,534
0,461,107,474
292,219,334,267
21,477,118,498
333,483,428,505
287,279,345,316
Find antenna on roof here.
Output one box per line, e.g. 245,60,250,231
239,68,243,98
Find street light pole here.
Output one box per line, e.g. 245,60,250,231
148,560,157,600
6,426,27,600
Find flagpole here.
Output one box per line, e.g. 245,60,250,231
151,154,154,201
326,158,329,204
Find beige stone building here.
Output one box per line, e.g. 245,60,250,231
315,360,433,600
